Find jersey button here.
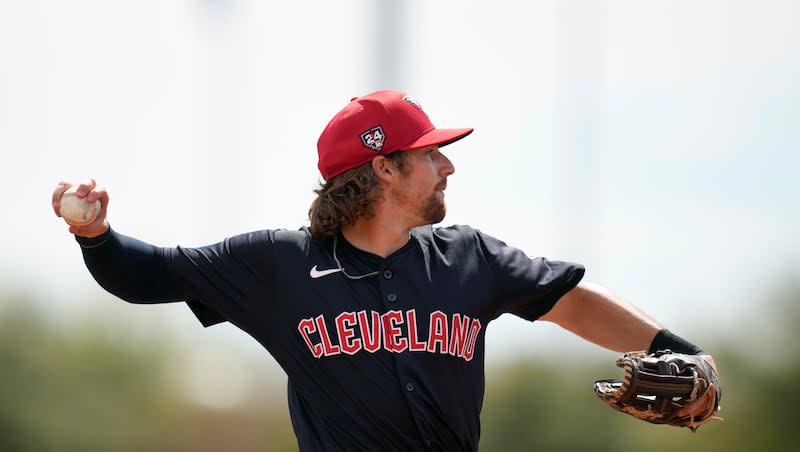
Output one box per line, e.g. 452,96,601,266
387,293,398,303
406,382,415,392
383,269,393,279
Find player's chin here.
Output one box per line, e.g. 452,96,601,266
422,197,447,224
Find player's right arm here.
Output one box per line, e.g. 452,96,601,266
76,228,191,304
52,179,280,328
51,179,189,304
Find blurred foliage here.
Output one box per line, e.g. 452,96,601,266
480,275,800,452
0,296,296,452
1,274,798,451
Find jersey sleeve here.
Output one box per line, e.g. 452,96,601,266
477,230,585,321
171,230,281,327
77,227,282,328
77,227,191,303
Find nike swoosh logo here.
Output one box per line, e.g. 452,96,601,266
309,265,343,279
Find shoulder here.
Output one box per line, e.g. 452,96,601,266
412,224,489,257
422,225,530,265
423,224,505,249
226,227,310,242
222,227,315,255
434,224,479,237
415,224,480,242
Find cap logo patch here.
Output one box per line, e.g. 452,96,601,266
403,95,428,118
360,126,386,152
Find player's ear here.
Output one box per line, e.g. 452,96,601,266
371,156,394,182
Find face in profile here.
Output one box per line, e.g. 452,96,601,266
391,146,455,226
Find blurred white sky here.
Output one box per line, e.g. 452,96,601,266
1,0,799,403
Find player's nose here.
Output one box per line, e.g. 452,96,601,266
439,153,455,177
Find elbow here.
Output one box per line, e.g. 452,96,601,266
540,282,608,328
94,279,176,305
539,283,584,326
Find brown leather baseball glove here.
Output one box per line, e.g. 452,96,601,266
593,350,723,431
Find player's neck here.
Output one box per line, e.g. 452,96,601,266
340,216,412,258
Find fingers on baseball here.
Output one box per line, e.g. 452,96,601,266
86,185,109,205
76,178,97,197
53,179,109,215
52,181,74,216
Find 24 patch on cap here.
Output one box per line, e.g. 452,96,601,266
360,126,386,152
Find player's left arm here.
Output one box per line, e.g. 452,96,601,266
546,282,722,427
538,281,665,352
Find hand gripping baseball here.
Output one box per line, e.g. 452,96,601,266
51,178,110,238
593,350,723,431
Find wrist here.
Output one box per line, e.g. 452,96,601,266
648,329,704,355
75,225,112,249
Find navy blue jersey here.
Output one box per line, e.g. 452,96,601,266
77,224,584,451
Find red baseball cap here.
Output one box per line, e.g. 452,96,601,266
317,90,474,180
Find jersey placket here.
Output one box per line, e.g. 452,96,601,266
330,236,437,449
376,253,436,450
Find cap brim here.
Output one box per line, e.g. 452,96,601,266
404,127,474,151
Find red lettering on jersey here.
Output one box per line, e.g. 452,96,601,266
358,310,381,353
382,310,408,353
300,310,480,362
315,314,341,356
336,312,362,355
427,310,449,354
297,318,323,359
448,313,470,358
405,309,427,351
463,318,482,362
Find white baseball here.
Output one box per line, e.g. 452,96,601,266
60,186,101,227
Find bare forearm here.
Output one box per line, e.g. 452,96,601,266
539,282,663,352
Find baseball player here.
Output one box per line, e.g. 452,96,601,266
52,90,715,450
